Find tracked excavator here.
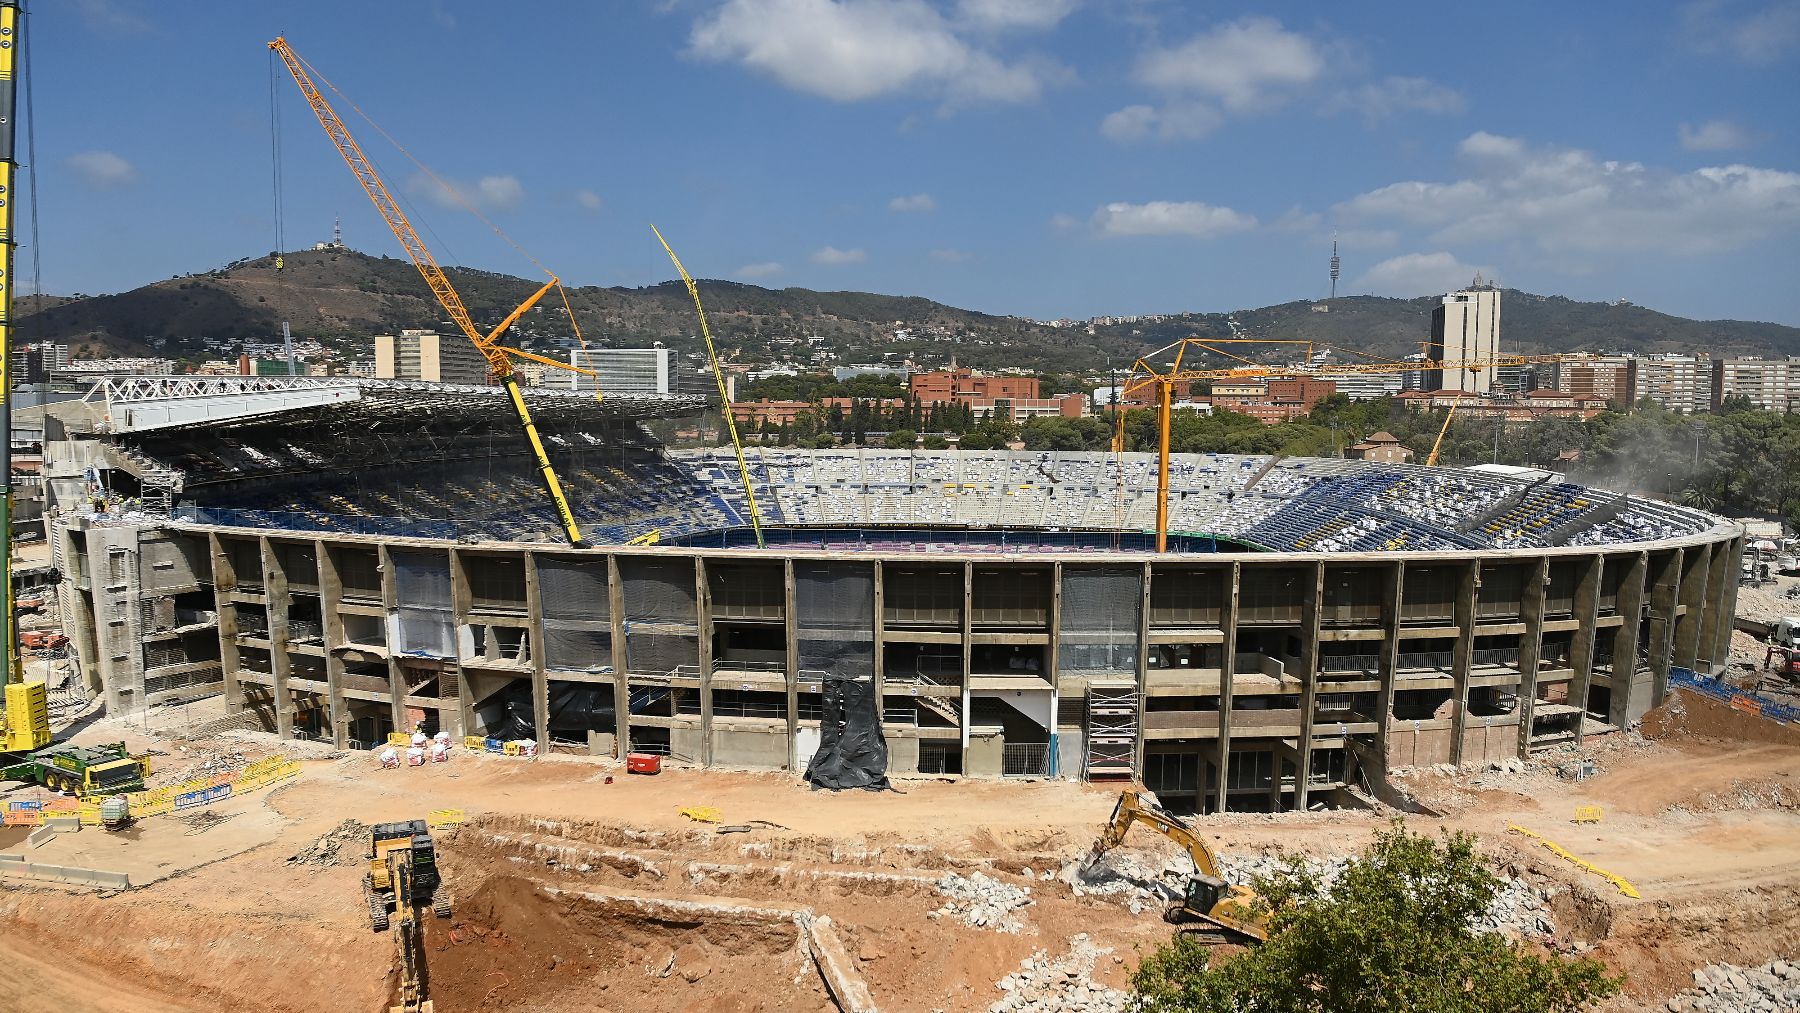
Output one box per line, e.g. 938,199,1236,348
1080,790,1269,944
364,821,451,1013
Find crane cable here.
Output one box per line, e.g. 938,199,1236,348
288,49,593,368
650,225,764,549
267,48,290,372
20,0,38,312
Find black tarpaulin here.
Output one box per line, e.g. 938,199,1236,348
805,677,890,791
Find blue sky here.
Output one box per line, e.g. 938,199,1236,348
37,0,1800,325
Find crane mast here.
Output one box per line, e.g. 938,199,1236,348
1,0,22,688
268,37,589,546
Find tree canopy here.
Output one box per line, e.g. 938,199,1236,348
1131,822,1620,1013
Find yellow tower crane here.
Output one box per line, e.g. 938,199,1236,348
269,37,595,546
1119,338,1564,551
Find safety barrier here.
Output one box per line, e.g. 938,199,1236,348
1669,667,1800,725
5,757,302,826
0,854,131,889
428,808,465,829
1572,805,1603,824
387,732,414,747
1508,825,1640,898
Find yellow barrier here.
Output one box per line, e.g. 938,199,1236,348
1,810,41,826
1573,805,1603,824
679,806,722,824
387,732,413,747
77,804,103,826
503,742,523,756
428,808,465,829
464,736,486,751
1508,825,1640,898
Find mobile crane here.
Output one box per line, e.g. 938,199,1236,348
1080,790,1269,944
269,37,596,547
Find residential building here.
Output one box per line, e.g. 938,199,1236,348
1330,372,1404,401
374,329,490,386
565,346,673,395
730,397,905,428
1712,357,1800,413
1634,355,1709,414
1346,431,1414,464
832,364,911,383
1394,389,1610,423
910,367,1039,404
1211,377,1336,424
1551,354,1636,408
1425,284,1501,395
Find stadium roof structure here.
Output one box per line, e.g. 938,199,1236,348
81,375,708,435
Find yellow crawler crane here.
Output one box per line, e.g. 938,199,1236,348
269,37,595,546
1081,790,1268,944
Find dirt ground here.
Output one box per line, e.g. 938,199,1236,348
3,690,1798,1013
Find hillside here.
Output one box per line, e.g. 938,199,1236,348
18,248,1800,373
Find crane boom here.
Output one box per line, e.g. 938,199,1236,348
268,37,589,546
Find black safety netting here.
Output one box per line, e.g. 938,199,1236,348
620,558,698,675
1058,567,1142,675
479,681,617,741
538,558,613,672
795,563,874,679
804,677,890,791
391,550,454,659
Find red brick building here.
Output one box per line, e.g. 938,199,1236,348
910,368,1039,404
730,397,904,427
1210,377,1337,424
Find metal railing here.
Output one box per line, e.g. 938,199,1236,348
1002,742,1050,777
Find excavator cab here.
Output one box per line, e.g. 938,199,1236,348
1180,873,1230,918
365,820,451,932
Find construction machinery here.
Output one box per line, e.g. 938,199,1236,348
364,819,453,932
269,37,597,547
1080,790,1268,944
2,740,149,796
1117,338,1566,551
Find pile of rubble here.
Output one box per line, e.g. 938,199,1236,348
931,871,1033,932
1667,960,1800,1011
286,819,368,868
1069,851,1556,939
986,935,1129,1013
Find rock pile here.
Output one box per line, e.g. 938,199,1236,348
932,871,1032,932
1667,960,1800,1011
988,935,1129,1013
286,819,368,868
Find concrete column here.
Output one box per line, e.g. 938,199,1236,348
1696,538,1732,676
443,547,471,741
1375,562,1403,768
783,559,799,772
695,556,714,767
607,555,629,758
524,550,549,751
1046,560,1062,779
1514,557,1549,758
960,561,974,771
317,541,350,748
1447,561,1477,768
1133,562,1152,776
1292,560,1324,809
1708,536,1746,672
1672,544,1713,678
1568,553,1603,744
1606,552,1649,728
872,560,886,722
211,533,244,717
260,537,294,739
1637,549,1682,722
379,545,408,734
1212,561,1239,815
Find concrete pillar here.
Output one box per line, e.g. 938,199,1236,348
1514,557,1549,758
1375,562,1403,768
1212,562,1240,815
695,556,713,767
607,555,629,758
1133,561,1152,776
784,559,799,772
873,560,887,723
443,547,472,741
960,561,974,772
211,533,244,717
1708,536,1746,673
1046,560,1062,779
378,544,407,734
317,541,350,748
1293,560,1324,809
1637,549,1682,722
260,536,294,739
524,550,549,751
1696,538,1732,677
1568,553,1603,743
1447,561,1476,768
1606,552,1649,728
1671,544,1712,679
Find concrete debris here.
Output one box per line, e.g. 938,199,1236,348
285,819,368,868
1666,959,1800,1012
934,871,1032,933
989,935,1129,1013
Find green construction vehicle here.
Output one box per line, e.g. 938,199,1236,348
2,741,149,796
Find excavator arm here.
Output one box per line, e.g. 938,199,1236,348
1087,790,1227,880
387,852,434,1013
1082,790,1269,943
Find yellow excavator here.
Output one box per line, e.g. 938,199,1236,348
1080,790,1269,944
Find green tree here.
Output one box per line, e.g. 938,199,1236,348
884,429,918,449
922,434,949,450
1133,822,1620,1013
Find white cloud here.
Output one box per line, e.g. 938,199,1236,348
574,189,605,211
1352,252,1497,297
955,0,1078,31
810,245,867,265
1271,206,1323,233
66,150,138,190
1105,18,1459,143
1329,76,1466,123
1679,119,1754,151
1092,200,1257,238
409,173,526,213
688,0,1063,105
1048,212,1079,232
930,248,973,262
736,261,783,278
889,192,937,213
1682,0,1800,63
1334,131,1800,255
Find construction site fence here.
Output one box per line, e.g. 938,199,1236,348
6,757,301,825
1669,667,1800,724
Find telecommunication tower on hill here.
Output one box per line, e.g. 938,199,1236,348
1328,236,1341,299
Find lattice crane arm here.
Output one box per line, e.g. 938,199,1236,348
269,37,589,546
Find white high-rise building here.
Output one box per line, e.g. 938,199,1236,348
1427,282,1501,395
566,346,673,395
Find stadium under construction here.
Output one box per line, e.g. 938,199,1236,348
41,376,1742,813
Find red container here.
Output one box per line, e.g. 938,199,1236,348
626,753,662,775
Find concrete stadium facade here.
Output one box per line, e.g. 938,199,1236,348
54,514,1742,814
